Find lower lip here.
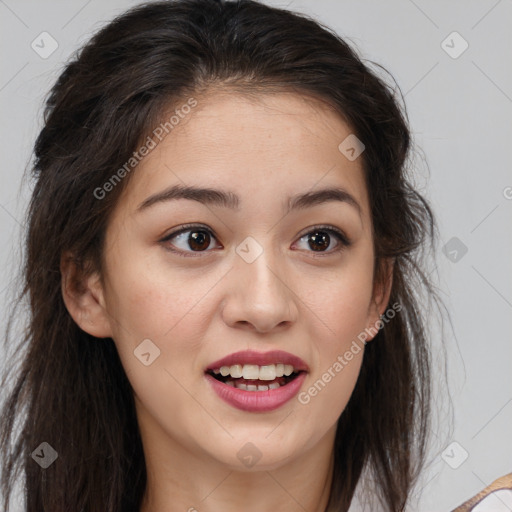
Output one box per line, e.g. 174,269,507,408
205,372,307,412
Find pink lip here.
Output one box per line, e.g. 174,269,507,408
204,350,309,413
205,350,309,372
205,371,307,412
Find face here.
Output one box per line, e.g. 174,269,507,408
82,91,389,471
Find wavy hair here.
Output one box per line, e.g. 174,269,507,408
0,1,441,510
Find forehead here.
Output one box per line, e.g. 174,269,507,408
117,91,370,222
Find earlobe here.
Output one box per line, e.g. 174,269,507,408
60,252,113,338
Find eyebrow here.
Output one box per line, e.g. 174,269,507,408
136,183,362,216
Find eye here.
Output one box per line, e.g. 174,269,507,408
160,224,221,257
293,225,351,255
160,223,351,258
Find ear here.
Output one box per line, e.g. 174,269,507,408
60,252,113,338
366,258,394,341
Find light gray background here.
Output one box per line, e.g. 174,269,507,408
1,1,511,511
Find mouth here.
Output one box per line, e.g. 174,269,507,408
206,363,305,391
204,350,309,412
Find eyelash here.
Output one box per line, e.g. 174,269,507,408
160,223,352,258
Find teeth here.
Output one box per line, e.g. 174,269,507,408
242,364,260,380
227,380,283,391
258,365,276,381
283,364,294,377
215,363,297,380
230,364,243,378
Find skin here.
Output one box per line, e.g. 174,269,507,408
62,90,392,511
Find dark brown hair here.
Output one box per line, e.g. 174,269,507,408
1,1,441,510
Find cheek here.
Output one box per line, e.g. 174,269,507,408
102,260,212,420
295,255,373,422
297,283,368,429
298,350,363,437
103,255,228,396
310,282,369,383
105,257,216,341
303,255,375,347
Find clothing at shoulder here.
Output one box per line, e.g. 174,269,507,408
452,473,512,512
345,472,512,511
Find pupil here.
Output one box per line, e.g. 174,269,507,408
309,231,329,251
189,231,210,251
186,230,330,252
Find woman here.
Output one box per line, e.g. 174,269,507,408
0,0,442,510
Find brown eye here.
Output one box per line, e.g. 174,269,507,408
187,230,211,251
161,225,220,256
294,226,351,255
307,230,331,252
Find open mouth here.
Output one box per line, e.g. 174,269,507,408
206,364,304,392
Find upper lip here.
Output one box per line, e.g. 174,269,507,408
205,350,309,372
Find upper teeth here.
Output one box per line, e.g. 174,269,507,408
213,363,295,380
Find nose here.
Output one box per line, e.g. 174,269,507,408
220,247,299,334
